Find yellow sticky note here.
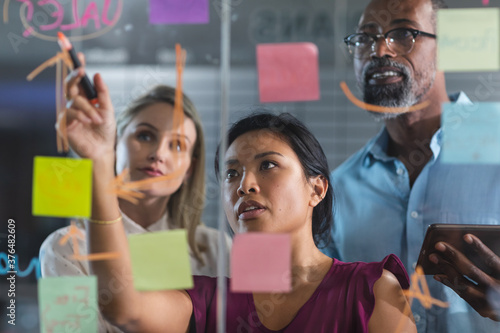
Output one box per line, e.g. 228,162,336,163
32,156,92,218
438,8,500,72
38,276,98,333
129,230,193,290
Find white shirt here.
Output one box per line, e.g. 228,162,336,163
39,211,232,333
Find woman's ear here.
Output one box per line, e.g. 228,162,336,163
309,175,328,208
183,158,196,183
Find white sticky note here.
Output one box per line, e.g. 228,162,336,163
438,8,500,72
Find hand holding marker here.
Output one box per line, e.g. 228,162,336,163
57,32,98,105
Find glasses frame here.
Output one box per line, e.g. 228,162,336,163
344,28,437,58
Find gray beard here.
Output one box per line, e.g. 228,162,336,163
363,79,416,121
358,57,428,121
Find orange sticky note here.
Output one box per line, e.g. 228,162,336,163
257,42,320,103
231,233,291,293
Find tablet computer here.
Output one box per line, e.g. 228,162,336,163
416,224,500,275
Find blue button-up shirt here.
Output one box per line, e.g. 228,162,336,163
322,92,500,332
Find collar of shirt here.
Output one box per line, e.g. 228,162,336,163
363,91,472,167
120,210,170,234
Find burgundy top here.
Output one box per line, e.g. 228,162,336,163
186,254,409,333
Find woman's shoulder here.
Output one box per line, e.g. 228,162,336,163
191,225,232,276
311,255,410,327
373,268,406,294
39,223,89,277
329,254,409,289
40,224,83,250
194,224,232,247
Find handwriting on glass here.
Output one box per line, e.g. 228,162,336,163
59,221,120,261
27,49,71,152
394,266,448,333
41,284,91,333
7,0,122,41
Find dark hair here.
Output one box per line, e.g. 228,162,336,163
215,112,334,248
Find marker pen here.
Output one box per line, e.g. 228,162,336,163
57,32,98,105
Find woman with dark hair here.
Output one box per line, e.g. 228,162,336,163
63,67,416,332
214,112,333,247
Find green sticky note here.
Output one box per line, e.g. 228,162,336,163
129,230,193,290
32,156,92,218
442,102,500,164
38,276,98,333
438,8,500,72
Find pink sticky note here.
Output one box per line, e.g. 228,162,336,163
231,233,291,293
149,0,209,25
257,43,320,103
483,0,490,5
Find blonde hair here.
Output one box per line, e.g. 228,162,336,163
116,85,206,264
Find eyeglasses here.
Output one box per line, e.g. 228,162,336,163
344,28,437,59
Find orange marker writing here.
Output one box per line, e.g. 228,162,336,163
340,81,429,113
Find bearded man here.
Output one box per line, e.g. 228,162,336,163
322,0,500,332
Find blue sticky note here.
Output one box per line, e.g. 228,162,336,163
442,102,500,164
149,0,209,25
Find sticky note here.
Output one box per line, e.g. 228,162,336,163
38,276,98,333
129,230,193,290
442,102,500,164
257,43,320,103
231,233,291,293
149,0,209,25
32,156,92,218
437,8,500,72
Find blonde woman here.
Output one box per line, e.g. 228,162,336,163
40,83,231,333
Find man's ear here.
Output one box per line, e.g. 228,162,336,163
309,175,328,208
